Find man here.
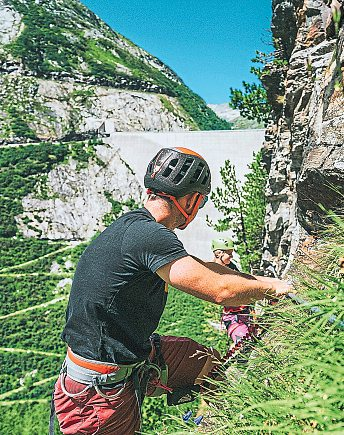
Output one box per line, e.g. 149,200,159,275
53,147,289,434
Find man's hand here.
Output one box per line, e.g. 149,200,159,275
254,276,293,298
271,278,293,297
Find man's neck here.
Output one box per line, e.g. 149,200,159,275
144,200,178,230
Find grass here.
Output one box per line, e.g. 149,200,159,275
189,214,344,434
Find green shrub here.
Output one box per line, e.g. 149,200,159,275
0,238,65,269
0,275,68,316
0,402,54,435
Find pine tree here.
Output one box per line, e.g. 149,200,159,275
209,151,267,272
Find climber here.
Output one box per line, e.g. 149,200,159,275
211,237,239,272
212,237,255,345
51,147,291,435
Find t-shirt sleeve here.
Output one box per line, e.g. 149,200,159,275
123,222,188,273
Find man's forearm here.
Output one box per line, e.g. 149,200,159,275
217,273,273,306
201,260,275,305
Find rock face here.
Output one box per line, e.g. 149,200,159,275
16,143,143,240
0,77,188,141
0,0,22,44
0,0,230,141
262,0,344,273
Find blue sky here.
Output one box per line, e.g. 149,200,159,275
81,0,272,104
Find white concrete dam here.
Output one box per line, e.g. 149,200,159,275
105,129,265,261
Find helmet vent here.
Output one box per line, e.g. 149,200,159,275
201,169,210,185
190,162,205,184
173,158,193,184
162,158,178,177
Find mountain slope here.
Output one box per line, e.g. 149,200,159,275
0,0,230,141
208,103,264,129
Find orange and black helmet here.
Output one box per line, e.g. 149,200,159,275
144,147,211,197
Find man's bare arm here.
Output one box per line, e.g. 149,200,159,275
156,255,289,306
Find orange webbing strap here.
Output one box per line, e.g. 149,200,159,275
67,347,120,374
146,189,204,230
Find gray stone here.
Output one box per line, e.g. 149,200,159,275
15,145,143,240
0,1,23,44
262,0,344,274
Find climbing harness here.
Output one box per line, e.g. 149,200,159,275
49,334,172,435
49,349,145,435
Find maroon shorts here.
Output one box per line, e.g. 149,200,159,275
54,336,219,435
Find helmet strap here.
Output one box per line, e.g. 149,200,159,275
177,193,203,230
219,253,227,266
146,189,203,229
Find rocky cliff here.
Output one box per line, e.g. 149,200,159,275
262,0,344,273
0,0,230,142
1,140,144,241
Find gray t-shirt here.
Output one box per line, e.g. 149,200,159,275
62,207,188,364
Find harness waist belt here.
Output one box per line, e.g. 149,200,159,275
65,347,144,385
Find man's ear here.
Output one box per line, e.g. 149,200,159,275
185,192,199,210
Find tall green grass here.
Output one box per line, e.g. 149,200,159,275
2,211,342,434
182,214,344,434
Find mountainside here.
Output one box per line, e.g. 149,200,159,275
0,0,230,142
261,0,344,273
208,103,264,129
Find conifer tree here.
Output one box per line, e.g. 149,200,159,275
210,151,267,272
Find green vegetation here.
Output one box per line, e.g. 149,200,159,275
200,214,344,434
3,0,231,132
229,81,270,125
0,76,40,140
210,151,268,272
229,49,288,125
0,142,69,237
159,95,179,118
0,238,65,269
68,138,105,169
0,275,67,317
7,0,88,75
